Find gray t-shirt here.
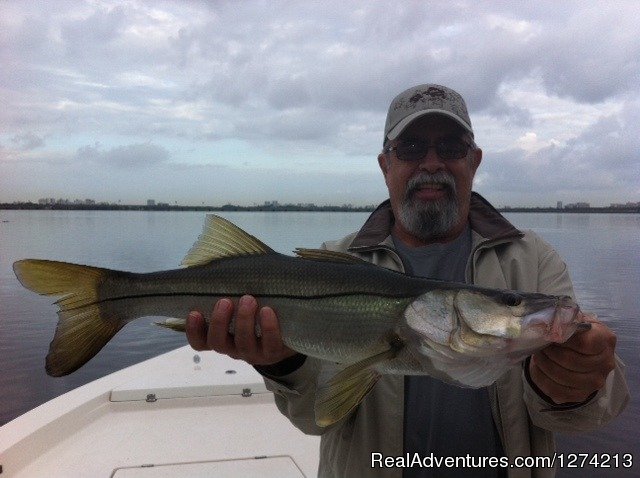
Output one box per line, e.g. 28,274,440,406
393,226,506,478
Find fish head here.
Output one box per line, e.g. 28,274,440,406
455,289,550,336
454,289,580,342
404,288,582,356
402,288,584,387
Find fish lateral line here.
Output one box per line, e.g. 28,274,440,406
87,289,419,308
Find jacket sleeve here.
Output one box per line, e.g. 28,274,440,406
523,357,629,433
259,356,327,435
259,354,354,436
522,234,630,432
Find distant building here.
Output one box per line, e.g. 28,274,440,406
147,199,156,206
610,202,640,208
556,201,563,209
565,202,590,209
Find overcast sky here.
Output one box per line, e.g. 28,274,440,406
1,1,639,207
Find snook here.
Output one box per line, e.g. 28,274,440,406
13,215,587,426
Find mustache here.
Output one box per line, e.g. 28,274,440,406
404,172,456,199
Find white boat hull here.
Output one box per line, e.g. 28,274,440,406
0,346,320,477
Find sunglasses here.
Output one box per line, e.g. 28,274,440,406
384,138,474,162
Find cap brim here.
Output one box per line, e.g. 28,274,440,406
386,110,473,141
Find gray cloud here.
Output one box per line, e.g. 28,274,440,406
77,143,170,168
1,0,639,205
267,77,311,110
11,132,44,150
535,4,640,103
476,99,640,205
60,6,126,59
4,2,639,134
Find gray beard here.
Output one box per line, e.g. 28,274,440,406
397,172,460,242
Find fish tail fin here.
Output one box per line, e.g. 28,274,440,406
13,259,126,376
46,305,125,377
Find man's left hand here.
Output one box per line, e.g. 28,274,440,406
529,317,617,404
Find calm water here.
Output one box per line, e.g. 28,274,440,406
0,210,638,477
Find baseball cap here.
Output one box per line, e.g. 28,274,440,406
383,84,473,145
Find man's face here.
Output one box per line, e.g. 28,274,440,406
378,115,482,245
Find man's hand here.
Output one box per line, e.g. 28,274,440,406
529,316,617,404
186,295,297,366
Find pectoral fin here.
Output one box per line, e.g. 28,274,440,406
315,348,397,427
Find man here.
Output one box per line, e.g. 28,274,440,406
186,84,629,477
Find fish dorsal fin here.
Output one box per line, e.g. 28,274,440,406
315,347,397,427
181,215,274,267
295,248,371,265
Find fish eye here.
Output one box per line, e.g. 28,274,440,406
502,293,522,307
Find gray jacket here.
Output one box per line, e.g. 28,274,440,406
260,193,629,477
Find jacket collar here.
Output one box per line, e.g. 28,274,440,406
348,192,522,251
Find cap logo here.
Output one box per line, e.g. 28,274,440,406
408,87,446,105
426,86,446,98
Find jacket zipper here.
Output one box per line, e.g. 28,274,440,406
466,233,522,284
466,232,522,464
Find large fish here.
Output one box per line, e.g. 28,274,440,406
13,215,589,426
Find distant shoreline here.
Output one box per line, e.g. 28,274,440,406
1,202,639,214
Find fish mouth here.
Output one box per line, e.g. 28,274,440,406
521,296,580,343
549,297,581,342
521,306,557,328
554,295,580,323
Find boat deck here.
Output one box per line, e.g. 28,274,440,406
0,346,320,477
